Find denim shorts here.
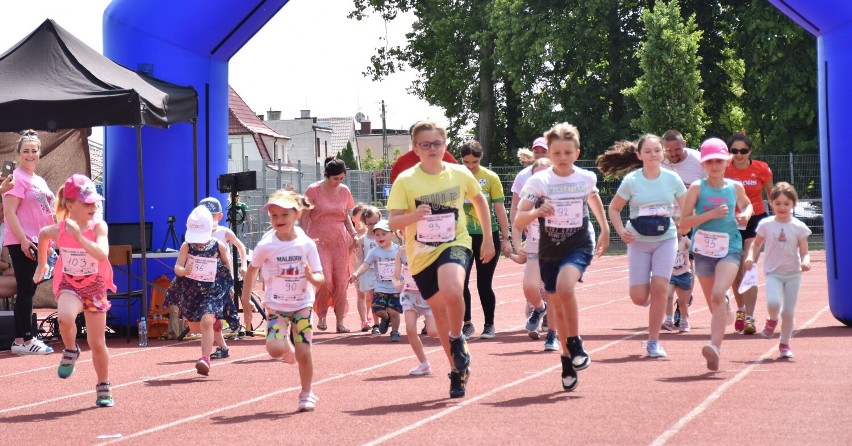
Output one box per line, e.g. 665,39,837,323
539,250,594,294
669,271,693,291
693,252,742,277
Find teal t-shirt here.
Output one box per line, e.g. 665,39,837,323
616,168,687,242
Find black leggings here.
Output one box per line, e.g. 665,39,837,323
9,245,39,340
463,232,500,325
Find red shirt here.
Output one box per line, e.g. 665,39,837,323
390,150,458,182
725,159,772,215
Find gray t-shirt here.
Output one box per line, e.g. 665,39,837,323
755,216,811,275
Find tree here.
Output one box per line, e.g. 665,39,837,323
338,140,359,170
623,0,707,143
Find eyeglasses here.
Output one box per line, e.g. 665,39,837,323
729,148,750,155
417,140,444,150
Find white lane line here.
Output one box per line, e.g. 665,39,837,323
649,305,831,446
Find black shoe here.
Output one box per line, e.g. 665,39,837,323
448,368,470,398
674,303,681,327
379,317,390,335
421,324,427,336
566,336,590,371
450,336,471,372
210,346,230,359
462,322,475,340
560,355,578,391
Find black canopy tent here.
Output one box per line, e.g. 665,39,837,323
0,19,199,331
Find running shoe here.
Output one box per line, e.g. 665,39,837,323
379,317,391,335
761,319,778,339
645,339,667,358
661,319,674,332
450,336,471,372
702,344,720,371
448,368,470,398
195,356,211,376
543,330,559,351
409,362,432,376
370,325,380,335
57,344,80,378
566,336,590,370
389,331,401,342
673,304,681,327
743,316,757,335
679,318,691,333
298,390,318,411
462,321,475,340
525,303,547,332
734,310,746,332
560,355,578,391
779,343,794,359
480,324,496,339
210,346,230,359
11,338,54,355
96,382,114,407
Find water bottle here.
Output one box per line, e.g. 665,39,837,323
138,317,148,347
43,249,58,281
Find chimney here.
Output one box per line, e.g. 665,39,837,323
300,109,311,119
360,120,372,134
267,110,281,121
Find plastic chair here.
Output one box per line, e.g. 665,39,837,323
107,245,143,342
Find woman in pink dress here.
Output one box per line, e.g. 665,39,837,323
301,158,357,332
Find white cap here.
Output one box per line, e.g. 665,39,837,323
185,206,213,244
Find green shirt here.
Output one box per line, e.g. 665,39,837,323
463,167,504,235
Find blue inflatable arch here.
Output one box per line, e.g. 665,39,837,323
102,0,288,248
103,1,851,325
769,1,852,325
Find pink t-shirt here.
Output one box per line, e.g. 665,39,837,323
3,167,55,246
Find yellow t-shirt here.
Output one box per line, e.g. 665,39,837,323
463,167,504,235
387,162,482,275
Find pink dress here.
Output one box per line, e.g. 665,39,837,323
304,182,355,318
54,220,117,313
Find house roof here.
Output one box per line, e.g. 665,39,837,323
317,117,356,156
228,85,288,161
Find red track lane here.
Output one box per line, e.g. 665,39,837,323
0,252,849,445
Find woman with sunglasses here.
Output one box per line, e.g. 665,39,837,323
724,133,773,335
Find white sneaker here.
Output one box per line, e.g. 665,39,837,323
409,362,432,376
645,340,667,358
11,339,54,355
298,391,318,412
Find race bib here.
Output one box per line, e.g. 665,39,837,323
377,260,394,282
692,230,729,258
738,266,758,294
61,247,98,276
416,213,455,243
545,198,583,229
638,205,669,217
527,220,540,244
270,273,307,302
186,255,217,282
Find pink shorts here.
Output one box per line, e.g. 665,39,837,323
57,275,112,313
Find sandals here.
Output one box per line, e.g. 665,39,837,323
336,325,351,333
316,317,327,331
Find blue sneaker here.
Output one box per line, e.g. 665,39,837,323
57,344,80,378
525,303,547,332
646,339,667,358
544,330,559,351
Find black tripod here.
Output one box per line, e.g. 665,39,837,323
161,216,179,252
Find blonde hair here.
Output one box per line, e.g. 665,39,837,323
517,148,534,166
54,186,71,222
544,123,580,151
410,120,447,145
770,182,799,205
531,157,552,172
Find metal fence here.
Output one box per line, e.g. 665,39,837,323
232,154,824,251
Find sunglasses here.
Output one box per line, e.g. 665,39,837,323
730,148,750,155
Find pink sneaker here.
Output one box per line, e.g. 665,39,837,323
409,362,432,376
678,318,691,333
734,311,746,332
779,343,794,358
195,356,211,376
761,319,778,339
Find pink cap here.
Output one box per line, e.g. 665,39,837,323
532,137,548,151
63,174,103,204
699,138,730,162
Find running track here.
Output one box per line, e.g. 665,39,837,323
0,252,849,445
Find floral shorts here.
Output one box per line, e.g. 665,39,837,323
372,291,403,314
266,307,313,344
57,275,111,313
